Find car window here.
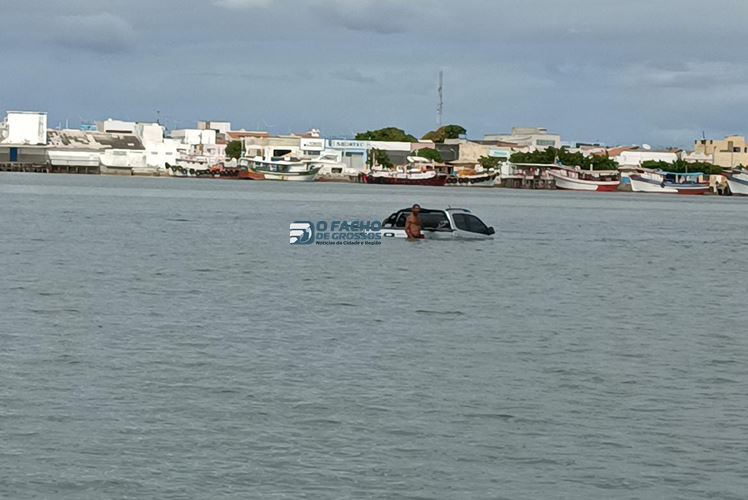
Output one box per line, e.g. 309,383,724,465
452,213,488,234
420,212,450,230
394,211,449,230
395,212,408,228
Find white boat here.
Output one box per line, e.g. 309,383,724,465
727,170,748,195
380,207,495,240
549,166,620,192
238,157,321,181
629,170,709,195
304,152,359,182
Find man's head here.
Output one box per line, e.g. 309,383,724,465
412,204,421,215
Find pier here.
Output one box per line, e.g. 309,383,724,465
0,162,99,175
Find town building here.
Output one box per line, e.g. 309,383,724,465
198,121,231,136
484,127,561,150
326,140,368,171
694,135,748,168
97,119,136,134
47,130,146,175
0,111,48,164
612,148,679,166
134,123,179,172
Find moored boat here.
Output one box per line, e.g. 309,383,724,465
304,152,360,182
447,169,498,187
364,156,448,186
238,157,321,181
629,170,709,195
549,166,620,192
726,170,748,196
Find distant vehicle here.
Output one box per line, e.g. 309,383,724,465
380,207,495,240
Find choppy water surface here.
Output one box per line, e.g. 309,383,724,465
1,173,747,499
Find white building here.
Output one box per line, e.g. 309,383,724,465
484,127,561,150
300,137,325,157
171,128,217,146
1,111,47,145
171,128,226,167
614,150,678,166
198,121,231,136
96,119,136,134
134,123,179,171
46,129,146,175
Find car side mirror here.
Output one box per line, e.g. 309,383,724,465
487,227,495,235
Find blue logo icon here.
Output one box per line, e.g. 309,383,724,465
289,221,315,245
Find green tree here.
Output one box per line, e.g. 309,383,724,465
355,127,417,142
416,148,443,163
226,140,243,160
369,148,393,169
478,156,502,169
422,124,467,143
510,147,619,171
640,159,722,175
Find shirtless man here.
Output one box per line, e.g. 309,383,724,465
405,204,425,240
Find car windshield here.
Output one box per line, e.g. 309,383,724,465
394,210,450,230
452,213,489,234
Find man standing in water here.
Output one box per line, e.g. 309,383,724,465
405,204,425,240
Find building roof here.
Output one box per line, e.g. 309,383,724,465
48,130,145,150
226,130,269,140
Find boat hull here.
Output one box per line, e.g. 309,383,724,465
363,174,448,186
447,173,498,187
550,172,620,192
629,175,707,194
239,168,319,181
727,174,748,195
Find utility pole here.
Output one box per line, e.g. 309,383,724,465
437,70,444,127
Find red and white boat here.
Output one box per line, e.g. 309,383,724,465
549,166,620,192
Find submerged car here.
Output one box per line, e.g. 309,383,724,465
380,207,495,240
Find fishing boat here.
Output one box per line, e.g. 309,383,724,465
363,157,448,186
380,207,495,240
447,169,498,187
238,157,321,181
549,166,620,192
305,152,360,182
726,169,748,196
629,170,709,195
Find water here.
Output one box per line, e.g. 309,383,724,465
1,173,746,499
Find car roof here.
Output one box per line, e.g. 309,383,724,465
396,207,471,214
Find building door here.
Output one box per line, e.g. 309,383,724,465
10,148,18,162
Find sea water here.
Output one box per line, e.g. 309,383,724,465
1,173,746,499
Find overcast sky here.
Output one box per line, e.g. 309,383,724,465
2,0,747,146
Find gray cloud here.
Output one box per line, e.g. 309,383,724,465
3,0,748,146
51,13,136,54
